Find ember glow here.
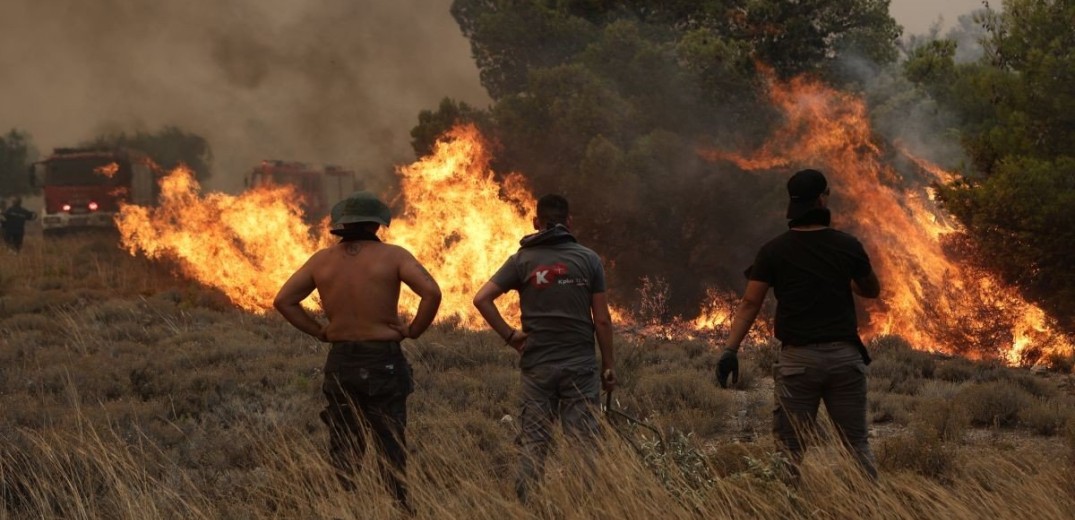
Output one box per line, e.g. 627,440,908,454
117,125,531,327
95,162,119,178
699,74,1072,365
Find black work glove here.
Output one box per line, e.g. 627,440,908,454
716,348,739,388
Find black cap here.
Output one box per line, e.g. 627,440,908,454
786,169,828,219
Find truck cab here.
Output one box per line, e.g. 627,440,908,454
31,148,156,234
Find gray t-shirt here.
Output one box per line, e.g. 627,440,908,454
491,234,606,369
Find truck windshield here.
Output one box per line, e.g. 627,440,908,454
46,158,121,186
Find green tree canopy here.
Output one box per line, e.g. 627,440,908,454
906,0,1075,328
418,0,901,311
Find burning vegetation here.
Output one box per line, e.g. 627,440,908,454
117,85,1072,367
698,73,1071,365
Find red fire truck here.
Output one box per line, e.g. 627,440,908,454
30,148,157,235
247,160,360,220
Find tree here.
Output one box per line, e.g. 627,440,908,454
0,129,36,197
907,0,1075,327
411,98,489,157
420,0,902,312
86,126,213,181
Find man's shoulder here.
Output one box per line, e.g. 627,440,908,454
824,228,864,246
760,231,795,250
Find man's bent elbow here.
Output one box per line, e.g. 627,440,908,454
426,286,443,302
272,295,289,313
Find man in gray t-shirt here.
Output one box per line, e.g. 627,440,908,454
473,194,616,503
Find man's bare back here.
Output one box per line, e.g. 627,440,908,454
274,239,441,343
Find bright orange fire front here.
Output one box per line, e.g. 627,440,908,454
698,73,1071,365
116,125,532,329
116,166,323,312
385,124,533,327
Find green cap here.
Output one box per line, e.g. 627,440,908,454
330,191,391,227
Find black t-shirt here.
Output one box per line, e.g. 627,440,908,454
2,207,35,233
748,228,873,346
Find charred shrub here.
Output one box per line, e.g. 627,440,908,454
869,335,936,390
911,398,971,443
955,381,1035,427
1018,399,1073,436
869,392,914,425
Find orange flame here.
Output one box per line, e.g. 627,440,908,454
95,162,119,178
699,73,1071,365
385,124,533,327
116,166,324,312
117,125,532,328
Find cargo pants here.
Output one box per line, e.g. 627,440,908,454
515,360,601,502
773,341,877,480
320,341,413,508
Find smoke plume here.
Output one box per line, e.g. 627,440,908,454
0,0,487,192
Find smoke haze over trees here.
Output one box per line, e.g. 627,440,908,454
412,0,1073,333
414,0,904,314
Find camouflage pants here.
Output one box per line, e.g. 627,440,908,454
515,361,600,502
320,341,413,508
773,341,877,480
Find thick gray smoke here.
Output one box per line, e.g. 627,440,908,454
0,0,487,192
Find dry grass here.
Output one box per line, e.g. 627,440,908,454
2,234,1075,519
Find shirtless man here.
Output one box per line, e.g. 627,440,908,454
274,191,441,510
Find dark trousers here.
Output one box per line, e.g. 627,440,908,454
773,342,877,480
320,341,413,508
3,231,24,252
516,360,600,502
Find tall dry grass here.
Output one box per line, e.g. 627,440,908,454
1,233,1074,519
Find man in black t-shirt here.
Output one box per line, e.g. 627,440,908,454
719,169,881,481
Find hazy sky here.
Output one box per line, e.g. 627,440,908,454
890,0,987,35
0,0,989,193
0,0,487,191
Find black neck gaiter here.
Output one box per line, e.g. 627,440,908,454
788,207,832,228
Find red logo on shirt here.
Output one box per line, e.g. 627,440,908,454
528,263,569,287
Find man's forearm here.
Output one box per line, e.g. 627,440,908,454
474,300,514,340
407,294,442,339
725,300,762,350
595,321,614,370
276,303,323,338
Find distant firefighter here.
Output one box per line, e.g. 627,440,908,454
719,168,881,482
2,197,37,253
473,193,616,503
273,191,441,513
